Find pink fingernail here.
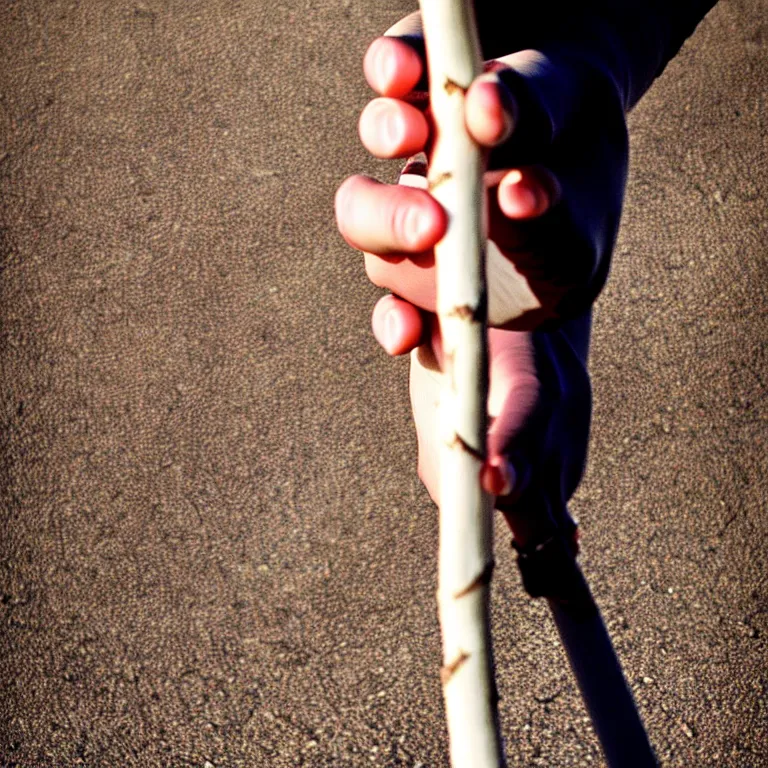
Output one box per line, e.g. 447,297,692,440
501,172,547,219
375,41,396,90
519,185,539,213
383,110,401,146
405,207,432,246
377,309,402,355
484,457,514,496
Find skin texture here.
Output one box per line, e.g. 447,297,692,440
334,15,628,543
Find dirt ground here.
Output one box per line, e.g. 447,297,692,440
1,1,766,765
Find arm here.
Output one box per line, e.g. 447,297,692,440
334,1,718,532
474,0,719,110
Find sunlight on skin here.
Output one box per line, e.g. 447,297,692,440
336,36,558,317
336,33,597,507
349,38,555,500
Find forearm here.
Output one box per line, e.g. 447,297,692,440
558,311,591,366
474,1,718,111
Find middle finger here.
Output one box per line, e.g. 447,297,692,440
359,97,430,159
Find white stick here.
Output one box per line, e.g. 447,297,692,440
416,2,505,765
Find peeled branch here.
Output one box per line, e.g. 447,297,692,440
416,0,506,765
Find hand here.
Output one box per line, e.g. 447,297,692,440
385,293,591,547
335,14,609,542
335,12,629,329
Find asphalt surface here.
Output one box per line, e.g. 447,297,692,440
1,1,766,766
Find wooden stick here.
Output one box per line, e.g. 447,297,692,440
417,1,505,765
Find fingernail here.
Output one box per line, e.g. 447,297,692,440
383,110,403,146
384,309,402,352
501,172,544,218
373,308,401,355
405,206,432,246
515,184,539,213
489,78,516,145
482,457,515,496
375,40,396,90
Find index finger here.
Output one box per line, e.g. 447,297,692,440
363,36,425,97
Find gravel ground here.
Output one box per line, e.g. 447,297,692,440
1,0,766,765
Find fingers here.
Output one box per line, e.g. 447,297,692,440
371,294,425,356
480,329,548,529
409,323,590,551
484,51,568,168
480,457,517,498
364,250,437,313
481,329,555,544
361,42,556,158
363,36,424,97
485,329,590,542
340,164,571,331
341,162,560,321
358,98,429,159
497,166,560,220
363,40,528,154
334,175,446,255
465,72,516,147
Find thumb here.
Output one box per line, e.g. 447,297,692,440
486,328,540,462
482,49,588,168
481,329,540,500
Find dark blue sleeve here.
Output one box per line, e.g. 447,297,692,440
474,1,719,110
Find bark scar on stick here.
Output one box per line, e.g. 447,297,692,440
441,650,470,685
447,432,484,461
454,560,495,599
428,171,453,191
445,290,487,323
444,77,466,95
446,304,477,321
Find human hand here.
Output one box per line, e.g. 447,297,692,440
334,14,608,542
389,294,591,547
335,12,629,329
364,163,592,543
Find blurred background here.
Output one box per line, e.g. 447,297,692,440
1,0,766,765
